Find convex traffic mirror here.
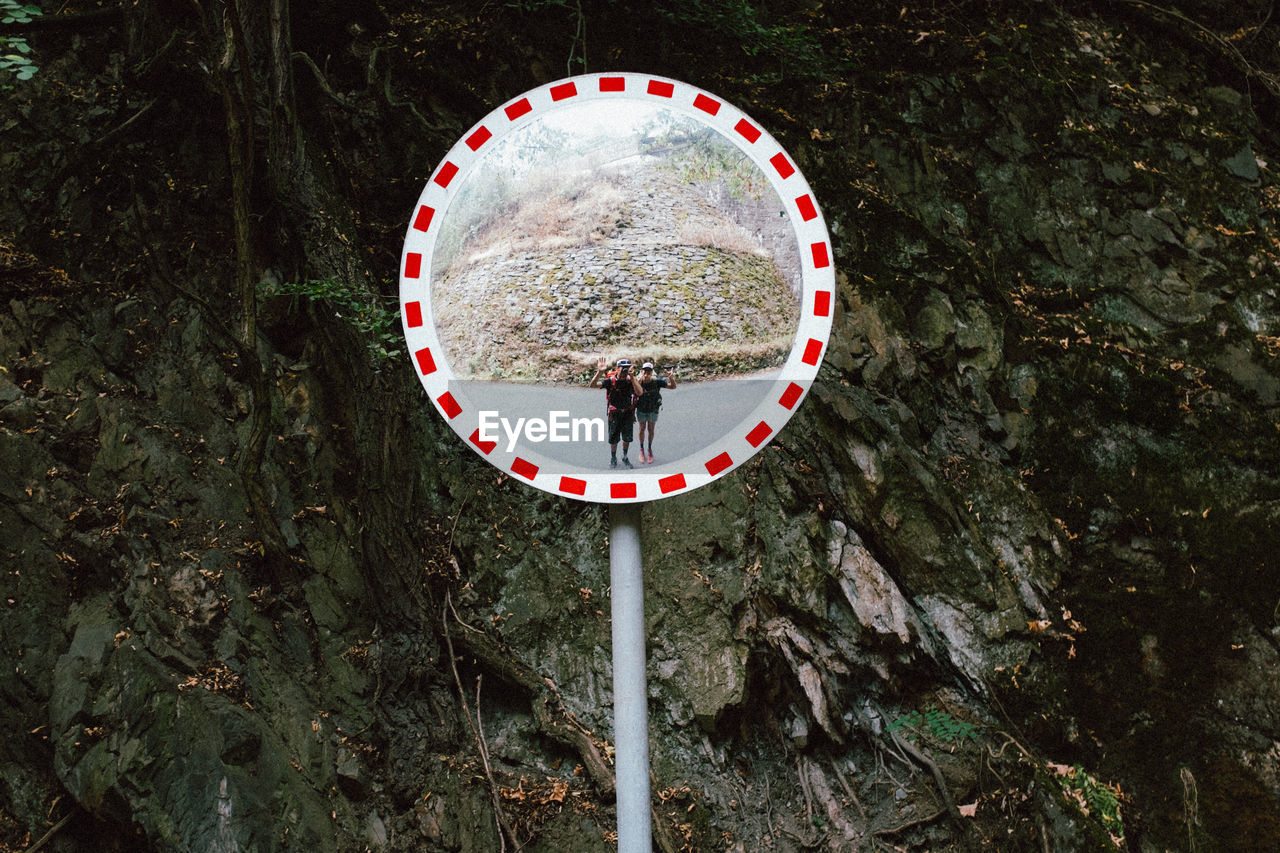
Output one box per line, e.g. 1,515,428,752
400,73,833,502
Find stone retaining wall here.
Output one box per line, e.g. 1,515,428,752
432,159,801,379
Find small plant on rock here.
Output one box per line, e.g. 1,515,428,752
887,707,982,745
0,1,41,83
1050,763,1126,847
264,277,403,367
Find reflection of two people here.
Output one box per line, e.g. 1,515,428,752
588,357,677,467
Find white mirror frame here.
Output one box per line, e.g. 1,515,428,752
400,73,833,503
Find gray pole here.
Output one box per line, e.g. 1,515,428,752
609,502,652,852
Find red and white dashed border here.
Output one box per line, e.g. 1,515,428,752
400,73,834,503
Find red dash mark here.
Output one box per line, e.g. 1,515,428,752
437,392,462,419
734,119,761,143
778,382,803,410
469,429,497,455
770,153,795,179
599,77,626,92
693,94,721,115
746,421,773,447
404,301,423,328
796,194,817,221
611,482,638,499
811,242,830,268
559,477,587,496
647,80,675,98
705,452,732,476
412,205,435,232
802,338,824,366
403,253,423,279
434,162,458,188
466,126,492,150
814,291,831,317
414,348,436,375
505,98,532,120
659,473,686,494
512,458,538,480
551,81,578,101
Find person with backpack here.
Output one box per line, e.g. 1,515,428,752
589,356,640,468
634,361,676,464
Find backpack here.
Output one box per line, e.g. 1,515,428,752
637,378,664,412
603,372,636,418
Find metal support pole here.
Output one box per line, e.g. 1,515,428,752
609,502,651,852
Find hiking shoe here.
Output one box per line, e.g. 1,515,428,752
610,458,618,469
623,457,633,469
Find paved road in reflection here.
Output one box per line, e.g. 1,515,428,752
452,371,783,475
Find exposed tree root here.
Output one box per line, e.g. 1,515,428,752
442,607,686,852
802,756,867,848
445,607,615,797
1114,0,1280,98
871,807,947,839
26,809,76,853
442,594,519,851
292,50,359,110
887,728,961,822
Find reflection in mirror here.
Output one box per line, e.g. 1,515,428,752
430,101,802,386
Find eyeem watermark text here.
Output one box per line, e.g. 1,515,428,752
479,411,606,452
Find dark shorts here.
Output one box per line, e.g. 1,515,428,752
609,412,634,444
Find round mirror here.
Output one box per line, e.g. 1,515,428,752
400,73,833,502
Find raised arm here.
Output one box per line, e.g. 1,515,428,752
588,356,607,388
666,371,677,390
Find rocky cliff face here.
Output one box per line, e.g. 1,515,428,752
0,1,1277,851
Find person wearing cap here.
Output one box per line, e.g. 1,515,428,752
634,361,676,464
589,356,638,468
